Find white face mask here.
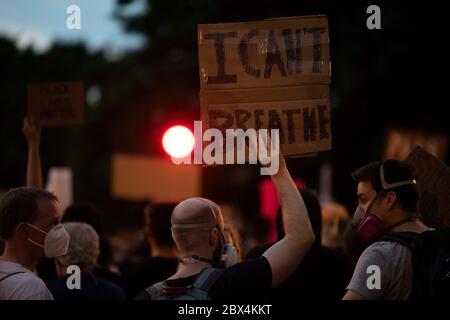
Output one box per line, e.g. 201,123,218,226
26,223,70,258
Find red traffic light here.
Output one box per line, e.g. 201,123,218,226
162,125,195,158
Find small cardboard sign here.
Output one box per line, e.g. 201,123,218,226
27,81,84,126
405,146,450,228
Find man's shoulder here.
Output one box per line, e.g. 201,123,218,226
363,238,411,256
3,272,52,300
13,272,48,290
209,256,272,299
222,256,271,276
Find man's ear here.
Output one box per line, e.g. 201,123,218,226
209,228,218,246
15,223,29,240
385,191,397,209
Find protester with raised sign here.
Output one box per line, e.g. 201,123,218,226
247,188,352,300
136,151,315,300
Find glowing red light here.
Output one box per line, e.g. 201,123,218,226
162,125,195,158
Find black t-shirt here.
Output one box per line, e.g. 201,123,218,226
135,256,272,300
122,257,179,299
247,242,352,300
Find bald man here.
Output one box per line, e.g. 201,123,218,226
136,154,315,300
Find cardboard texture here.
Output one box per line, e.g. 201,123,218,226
198,16,331,157
27,81,84,126
112,153,201,202
198,16,330,90
384,128,448,161
405,146,450,228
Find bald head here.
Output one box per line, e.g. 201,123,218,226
171,197,224,255
171,197,223,231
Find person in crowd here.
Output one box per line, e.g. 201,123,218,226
46,222,126,300
343,160,431,300
0,118,69,300
121,203,179,299
136,152,315,300
247,188,352,299
321,201,350,250
62,203,123,287
0,187,68,300
21,116,59,282
20,117,123,288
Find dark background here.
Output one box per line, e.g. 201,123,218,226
1,0,449,233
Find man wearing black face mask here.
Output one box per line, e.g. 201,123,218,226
343,160,431,300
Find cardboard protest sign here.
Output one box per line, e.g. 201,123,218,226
405,146,450,228
198,16,331,157
198,16,330,90
384,128,448,161
112,153,201,202
27,81,84,126
200,87,331,156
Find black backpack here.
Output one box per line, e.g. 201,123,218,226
380,229,450,300
145,267,225,300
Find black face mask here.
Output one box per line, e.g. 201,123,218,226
343,196,379,267
345,162,418,266
343,222,368,267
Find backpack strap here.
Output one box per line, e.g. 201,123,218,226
379,232,421,250
192,268,226,292
145,268,225,300
0,271,25,283
145,281,167,300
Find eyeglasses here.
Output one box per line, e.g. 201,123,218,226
380,162,416,190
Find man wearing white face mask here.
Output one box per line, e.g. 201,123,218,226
0,187,70,300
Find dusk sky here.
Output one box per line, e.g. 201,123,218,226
0,0,146,56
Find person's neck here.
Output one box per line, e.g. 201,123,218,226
389,212,428,233
0,241,39,272
169,252,213,279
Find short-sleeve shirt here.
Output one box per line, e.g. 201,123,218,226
0,260,54,300
346,240,413,300
136,256,272,300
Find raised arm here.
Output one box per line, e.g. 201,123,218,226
23,117,43,188
262,153,315,287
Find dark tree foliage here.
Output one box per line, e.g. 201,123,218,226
0,0,448,231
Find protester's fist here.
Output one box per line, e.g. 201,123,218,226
23,117,41,146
